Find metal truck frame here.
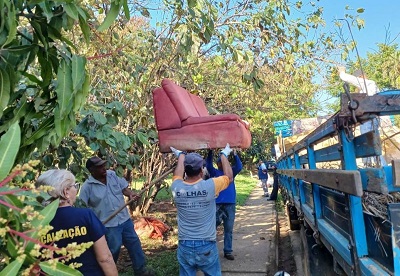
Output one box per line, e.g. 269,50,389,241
276,88,400,275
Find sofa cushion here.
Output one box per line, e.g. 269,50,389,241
189,94,209,116
152,87,181,130
157,120,252,152
162,79,199,121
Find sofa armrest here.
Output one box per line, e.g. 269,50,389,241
182,114,241,126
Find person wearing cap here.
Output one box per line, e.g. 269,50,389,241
79,156,154,276
205,149,242,261
36,169,118,276
170,144,234,276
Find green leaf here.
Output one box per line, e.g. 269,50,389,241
356,8,365,13
0,122,20,182
93,112,107,125
64,3,79,21
78,14,90,43
21,117,53,147
0,255,25,276
71,55,86,93
97,1,122,32
56,59,73,118
6,235,18,259
40,261,83,276
3,1,17,46
136,131,149,145
3,44,35,54
0,68,10,118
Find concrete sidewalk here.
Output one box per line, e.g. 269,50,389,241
197,186,278,275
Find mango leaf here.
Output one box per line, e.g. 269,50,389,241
0,255,25,276
40,261,83,276
0,122,21,182
64,3,79,21
21,117,53,147
3,1,17,46
6,236,18,259
56,59,73,118
73,76,90,112
0,68,10,118
97,1,123,32
78,14,90,43
71,55,86,93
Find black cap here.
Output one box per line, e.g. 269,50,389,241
86,156,107,170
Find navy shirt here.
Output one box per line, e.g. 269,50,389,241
41,207,106,276
205,152,243,204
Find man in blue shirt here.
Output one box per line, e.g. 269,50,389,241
258,160,269,197
205,149,243,260
79,156,154,276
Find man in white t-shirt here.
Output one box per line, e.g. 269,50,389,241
338,67,379,96
338,67,387,167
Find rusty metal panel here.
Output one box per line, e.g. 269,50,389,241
278,169,363,196
358,168,388,194
340,93,400,117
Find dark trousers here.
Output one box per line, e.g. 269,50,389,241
269,173,279,200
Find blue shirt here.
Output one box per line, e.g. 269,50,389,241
79,170,130,227
258,162,268,180
41,207,106,276
205,152,243,204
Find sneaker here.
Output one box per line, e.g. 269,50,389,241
224,253,235,260
264,193,269,197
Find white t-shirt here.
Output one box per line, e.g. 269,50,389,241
339,72,379,96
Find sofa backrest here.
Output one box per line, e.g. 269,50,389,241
152,87,182,130
161,79,207,121
189,94,209,116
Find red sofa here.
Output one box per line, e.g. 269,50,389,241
152,79,252,153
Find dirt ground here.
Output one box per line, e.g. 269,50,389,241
277,211,298,275
116,201,178,273
117,200,298,276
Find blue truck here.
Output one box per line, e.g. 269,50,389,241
276,89,400,275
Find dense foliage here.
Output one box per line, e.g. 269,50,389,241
2,0,398,274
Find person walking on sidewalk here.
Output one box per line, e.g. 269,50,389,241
79,156,154,276
205,149,242,260
257,160,269,197
170,144,233,276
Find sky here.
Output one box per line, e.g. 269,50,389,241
318,0,400,60
309,1,400,115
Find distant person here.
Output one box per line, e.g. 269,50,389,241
170,144,233,276
257,160,268,197
79,156,154,276
37,169,118,276
338,66,387,167
205,149,243,261
338,66,379,96
267,165,279,201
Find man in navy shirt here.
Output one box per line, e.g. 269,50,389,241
206,149,243,260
